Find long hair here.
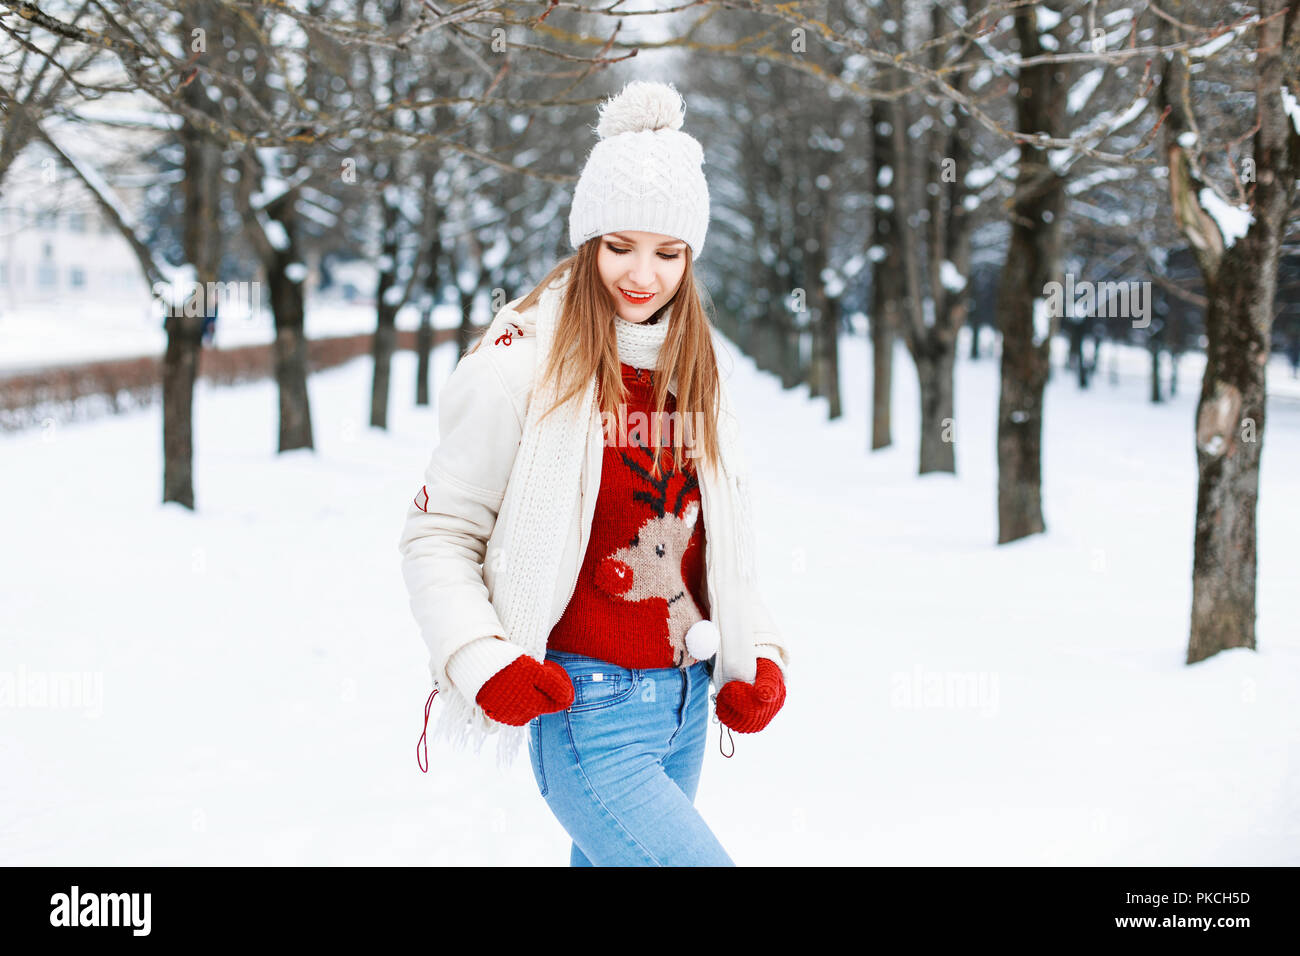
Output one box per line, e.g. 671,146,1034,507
469,238,722,480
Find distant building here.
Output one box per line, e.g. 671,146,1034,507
0,195,151,312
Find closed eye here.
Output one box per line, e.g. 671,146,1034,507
606,243,680,260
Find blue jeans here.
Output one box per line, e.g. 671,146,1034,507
527,649,735,866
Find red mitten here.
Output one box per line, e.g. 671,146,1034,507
475,656,575,726
715,657,785,734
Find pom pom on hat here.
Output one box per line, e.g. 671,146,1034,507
595,81,685,138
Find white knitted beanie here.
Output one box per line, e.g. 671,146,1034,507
568,80,710,261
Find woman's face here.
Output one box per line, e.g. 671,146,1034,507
595,230,688,323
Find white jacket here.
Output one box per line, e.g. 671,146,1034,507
397,292,790,746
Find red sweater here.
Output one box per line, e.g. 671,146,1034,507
547,362,710,668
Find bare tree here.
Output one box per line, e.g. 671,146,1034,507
166,0,227,501
1157,0,1300,662
0,1,105,192
869,81,901,452
994,2,1069,541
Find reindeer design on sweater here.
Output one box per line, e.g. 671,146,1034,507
594,446,707,667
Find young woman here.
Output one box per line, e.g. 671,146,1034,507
399,81,790,866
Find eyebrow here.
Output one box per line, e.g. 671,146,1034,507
607,233,686,248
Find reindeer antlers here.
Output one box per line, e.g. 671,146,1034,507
620,445,699,519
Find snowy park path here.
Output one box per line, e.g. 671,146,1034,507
3,329,1298,865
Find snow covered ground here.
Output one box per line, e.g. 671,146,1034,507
2,322,1298,865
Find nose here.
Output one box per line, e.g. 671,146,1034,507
627,254,656,287
596,557,633,596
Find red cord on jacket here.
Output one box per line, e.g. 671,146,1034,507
417,688,438,773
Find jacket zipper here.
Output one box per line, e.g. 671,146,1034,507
557,557,582,623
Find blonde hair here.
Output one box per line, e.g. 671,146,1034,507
469,238,722,479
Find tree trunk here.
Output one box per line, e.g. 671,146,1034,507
370,192,400,429
820,292,843,419
1067,319,1086,385
1187,253,1271,660
757,303,783,376
455,254,489,360
995,5,1066,543
806,202,840,414
921,79,972,473
262,191,314,452
820,203,842,417
1149,343,1164,403
0,98,37,194
162,308,204,508
778,310,801,388
232,2,313,453
882,11,975,476
870,277,897,451
415,205,443,408
416,301,434,407
163,15,223,508
916,346,956,472
1157,1,1299,661
869,94,900,452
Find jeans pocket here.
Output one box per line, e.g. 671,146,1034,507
568,670,637,713
528,717,548,796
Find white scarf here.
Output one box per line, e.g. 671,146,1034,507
431,269,757,769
